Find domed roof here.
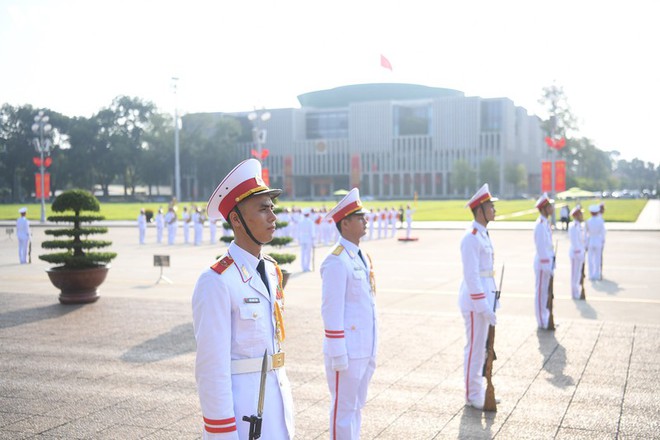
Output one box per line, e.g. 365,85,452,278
297,83,464,108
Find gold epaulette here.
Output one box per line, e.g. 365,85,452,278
211,255,234,274
332,245,344,256
263,254,277,265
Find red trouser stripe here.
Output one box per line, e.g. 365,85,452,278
537,270,545,328
465,311,474,401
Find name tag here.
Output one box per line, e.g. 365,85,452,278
354,266,362,271
244,297,260,304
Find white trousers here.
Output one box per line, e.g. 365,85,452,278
534,268,551,329
156,226,163,243
194,225,203,246
167,225,177,245
18,237,29,264
570,256,585,299
462,310,489,405
300,243,312,271
183,224,190,243
325,356,376,440
588,245,603,280
406,221,412,239
138,226,146,244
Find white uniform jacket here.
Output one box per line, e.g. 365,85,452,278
534,216,554,273
321,237,378,360
586,216,606,247
16,216,30,239
192,241,294,439
458,222,497,314
568,220,586,258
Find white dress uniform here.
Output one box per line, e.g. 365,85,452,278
193,158,294,439
533,194,555,329
388,208,397,238
16,208,30,264
182,209,191,244
155,210,165,244
137,211,147,244
209,219,218,244
165,209,177,245
458,184,498,408
377,209,385,239
194,211,204,246
405,208,414,239
586,205,606,280
298,212,315,272
321,189,377,440
568,207,586,299
367,210,376,241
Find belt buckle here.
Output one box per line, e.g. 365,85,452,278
271,352,285,369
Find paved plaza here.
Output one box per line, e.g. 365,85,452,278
1,217,659,439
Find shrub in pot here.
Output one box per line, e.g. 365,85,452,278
40,189,117,304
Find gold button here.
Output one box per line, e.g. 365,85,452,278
351,325,356,331
253,312,258,318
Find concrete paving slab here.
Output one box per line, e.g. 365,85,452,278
1,225,659,439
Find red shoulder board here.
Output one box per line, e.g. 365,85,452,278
211,255,234,274
471,228,477,235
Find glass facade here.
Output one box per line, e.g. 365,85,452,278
481,100,502,131
393,104,432,136
305,111,348,139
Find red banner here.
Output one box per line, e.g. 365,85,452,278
554,160,566,192
261,167,270,187
35,173,51,199
541,161,552,193
350,154,361,189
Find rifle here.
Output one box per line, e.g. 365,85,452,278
547,240,558,330
242,350,268,439
483,264,504,412
28,239,32,264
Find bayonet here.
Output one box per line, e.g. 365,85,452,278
243,349,268,439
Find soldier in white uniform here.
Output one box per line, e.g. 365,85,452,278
298,208,315,272
16,207,30,264
192,158,294,439
165,206,177,245
534,194,555,330
459,184,498,410
321,188,378,439
182,206,191,244
155,207,165,244
586,204,606,280
209,218,218,244
568,206,587,299
405,205,415,240
137,208,147,244
193,206,204,246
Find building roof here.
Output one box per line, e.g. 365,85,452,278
297,83,464,108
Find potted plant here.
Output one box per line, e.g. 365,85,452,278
40,189,117,304
220,206,296,287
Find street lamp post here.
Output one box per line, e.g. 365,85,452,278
31,111,52,223
248,109,271,162
172,77,181,202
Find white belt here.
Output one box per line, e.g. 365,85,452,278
480,271,495,278
230,352,285,375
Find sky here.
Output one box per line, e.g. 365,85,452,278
1,0,659,164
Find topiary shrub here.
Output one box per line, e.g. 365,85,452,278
39,189,117,269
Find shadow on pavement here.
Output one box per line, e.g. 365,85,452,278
121,322,195,363
537,329,575,388
458,405,495,439
573,299,598,320
0,303,83,330
590,278,620,295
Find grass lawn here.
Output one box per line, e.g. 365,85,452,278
1,198,647,222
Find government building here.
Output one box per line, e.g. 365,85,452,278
202,83,545,200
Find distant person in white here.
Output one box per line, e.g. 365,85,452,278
586,204,606,280
155,207,165,244
405,205,415,239
298,209,315,272
137,208,147,244
16,207,30,264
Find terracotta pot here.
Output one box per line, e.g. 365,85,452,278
46,266,110,305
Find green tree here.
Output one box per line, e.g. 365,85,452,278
479,157,499,192
538,83,578,140
451,159,476,197
505,162,528,195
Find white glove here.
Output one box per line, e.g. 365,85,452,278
331,354,349,372
484,310,497,326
